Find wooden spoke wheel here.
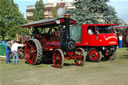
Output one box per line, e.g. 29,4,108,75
25,39,42,64
52,49,64,68
87,48,101,62
18,48,24,59
74,48,86,66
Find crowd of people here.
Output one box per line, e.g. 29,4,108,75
6,40,24,64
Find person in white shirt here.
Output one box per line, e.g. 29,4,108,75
118,34,123,48
11,41,24,64
88,27,94,35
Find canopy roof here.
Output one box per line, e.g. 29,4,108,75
113,25,128,29
22,18,76,28
82,24,117,26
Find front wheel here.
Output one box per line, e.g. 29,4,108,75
52,49,64,68
74,48,86,66
87,48,101,62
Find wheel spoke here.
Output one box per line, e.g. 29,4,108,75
25,39,42,65
74,48,85,66
27,43,36,52
32,52,37,60
52,49,64,68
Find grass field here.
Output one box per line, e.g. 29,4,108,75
0,47,128,85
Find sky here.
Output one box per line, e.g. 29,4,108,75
14,0,128,23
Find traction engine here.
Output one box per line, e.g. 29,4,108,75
22,16,85,68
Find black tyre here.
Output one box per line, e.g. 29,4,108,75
104,51,116,60
61,39,76,51
87,48,101,62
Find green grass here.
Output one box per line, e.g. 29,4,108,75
0,47,128,85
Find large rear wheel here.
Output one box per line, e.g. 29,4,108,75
25,39,42,64
52,49,64,68
87,48,101,62
74,48,86,66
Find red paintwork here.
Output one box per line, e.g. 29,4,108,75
40,36,61,51
33,34,61,51
76,24,118,47
105,50,108,56
25,42,37,64
52,50,63,68
90,50,98,61
44,41,60,51
64,51,83,60
64,52,74,60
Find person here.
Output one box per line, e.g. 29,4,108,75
6,40,11,64
88,27,94,35
11,41,24,64
118,33,123,48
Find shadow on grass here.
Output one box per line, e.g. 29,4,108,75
86,59,102,62
119,55,128,59
64,63,76,66
51,63,76,68
25,60,53,64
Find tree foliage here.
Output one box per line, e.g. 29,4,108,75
33,0,45,33
52,7,58,18
67,0,120,25
0,0,27,40
33,0,45,21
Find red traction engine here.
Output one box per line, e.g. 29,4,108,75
22,16,85,68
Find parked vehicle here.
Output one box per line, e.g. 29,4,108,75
122,28,128,47
72,24,118,61
22,15,85,68
22,16,118,67
113,25,128,47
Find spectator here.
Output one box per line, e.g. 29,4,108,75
6,40,11,64
11,41,24,64
118,34,123,48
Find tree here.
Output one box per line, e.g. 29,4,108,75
33,0,45,21
67,0,120,25
33,0,45,33
0,0,27,40
52,7,58,18
0,0,11,40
